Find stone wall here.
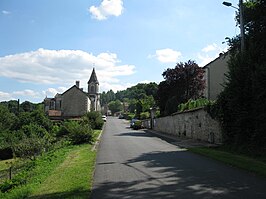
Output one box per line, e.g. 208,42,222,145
143,108,222,144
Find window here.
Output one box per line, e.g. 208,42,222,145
90,85,95,93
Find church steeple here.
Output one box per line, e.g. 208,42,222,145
87,67,101,111
88,67,99,94
88,68,99,85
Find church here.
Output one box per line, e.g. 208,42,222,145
44,68,101,119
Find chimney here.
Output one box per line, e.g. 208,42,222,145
76,81,80,88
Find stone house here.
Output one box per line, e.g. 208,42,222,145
44,68,101,119
203,52,230,100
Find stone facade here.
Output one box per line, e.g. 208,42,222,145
143,108,222,144
44,68,100,119
61,86,90,117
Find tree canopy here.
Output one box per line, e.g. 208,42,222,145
101,82,158,117
216,0,266,154
157,60,205,116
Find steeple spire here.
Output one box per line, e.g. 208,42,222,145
88,67,99,84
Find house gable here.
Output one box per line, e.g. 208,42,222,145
203,52,230,100
61,85,90,117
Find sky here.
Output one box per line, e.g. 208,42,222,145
0,0,240,103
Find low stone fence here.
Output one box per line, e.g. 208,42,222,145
142,108,222,144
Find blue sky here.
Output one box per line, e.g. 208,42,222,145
0,0,239,103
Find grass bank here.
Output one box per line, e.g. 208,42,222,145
0,145,75,199
189,147,266,177
0,143,97,199
29,144,96,199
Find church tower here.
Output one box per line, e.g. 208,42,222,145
88,68,101,111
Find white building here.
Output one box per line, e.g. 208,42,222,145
203,52,230,100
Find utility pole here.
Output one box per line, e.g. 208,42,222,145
239,0,245,52
17,99,20,115
223,0,245,51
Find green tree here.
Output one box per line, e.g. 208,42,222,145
20,101,35,112
108,100,123,114
101,90,116,105
15,109,52,131
135,100,142,119
141,95,155,112
5,100,19,115
114,83,158,101
157,60,205,116
216,0,266,154
0,105,18,131
128,99,137,113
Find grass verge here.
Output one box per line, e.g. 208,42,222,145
29,144,96,199
0,145,77,199
0,143,96,199
189,147,266,177
93,130,102,141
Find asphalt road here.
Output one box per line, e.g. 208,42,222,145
91,117,266,199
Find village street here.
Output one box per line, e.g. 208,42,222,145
91,117,266,199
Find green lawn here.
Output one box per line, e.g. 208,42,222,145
0,143,97,199
189,147,266,177
29,144,96,199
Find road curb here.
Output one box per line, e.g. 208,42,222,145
91,123,105,151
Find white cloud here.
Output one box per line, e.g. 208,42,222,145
139,80,153,84
2,10,11,15
101,82,134,92
197,43,228,67
0,48,135,96
13,89,40,98
42,87,67,97
202,43,218,53
150,48,182,63
89,0,124,20
0,91,13,101
0,89,42,102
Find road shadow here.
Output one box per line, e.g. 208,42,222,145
115,131,155,138
92,150,266,199
116,130,182,147
28,188,91,199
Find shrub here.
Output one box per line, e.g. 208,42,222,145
178,98,214,112
0,130,13,159
61,121,94,145
123,113,135,120
0,180,14,193
132,120,143,130
12,135,45,159
0,169,28,193
10,124,53,159
50,124,60,137
155,110,161,118
140,112,150,120
83,111,104,130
